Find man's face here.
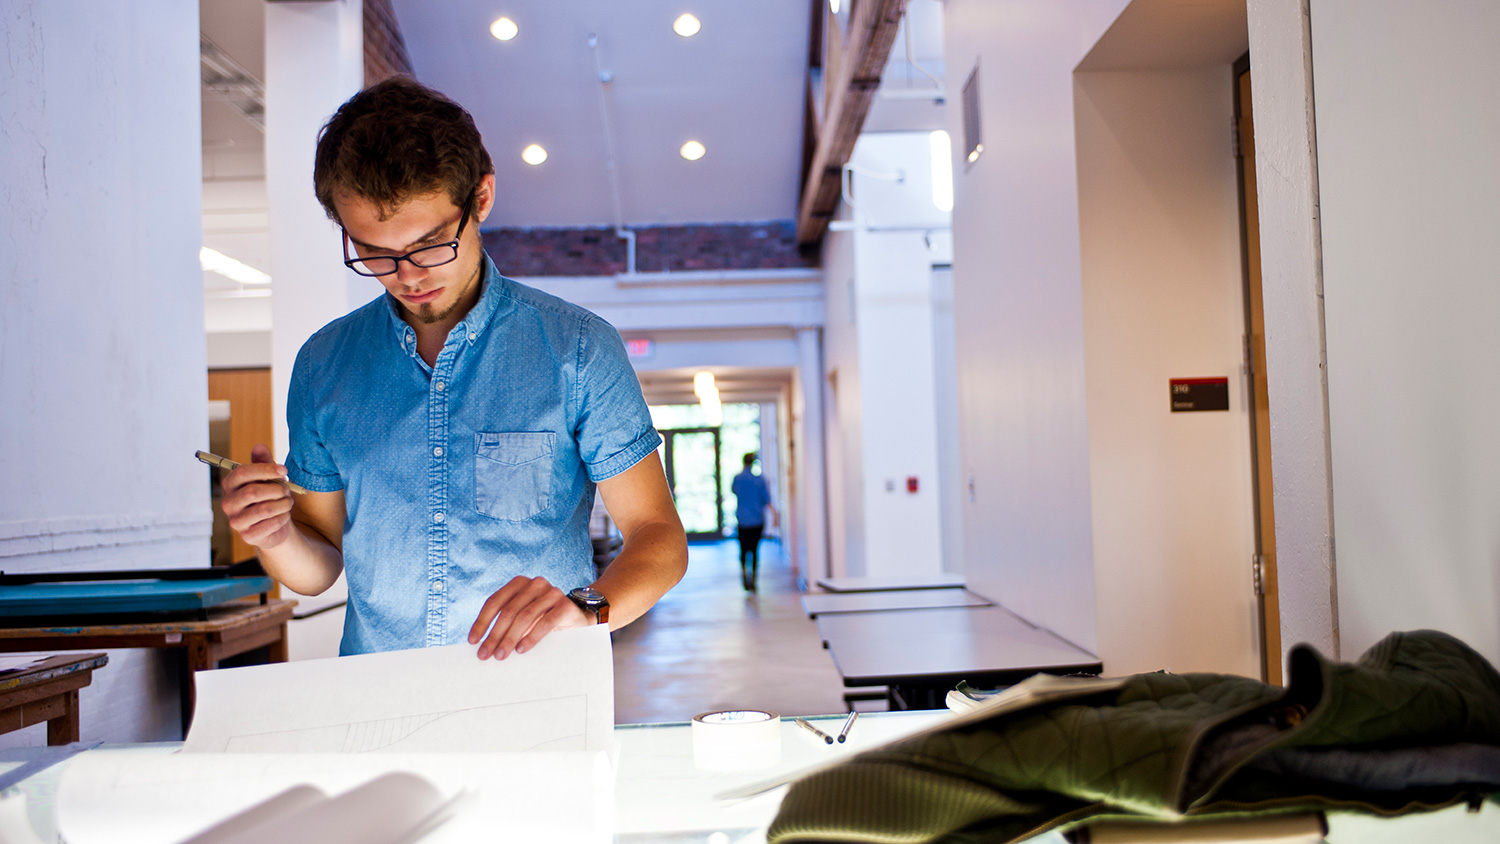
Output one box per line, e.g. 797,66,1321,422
336,175,494,329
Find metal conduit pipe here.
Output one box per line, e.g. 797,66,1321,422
588,33,638,276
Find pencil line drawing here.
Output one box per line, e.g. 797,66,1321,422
220,695,590,753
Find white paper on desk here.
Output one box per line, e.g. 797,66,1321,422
56,749,614,844
183,624,612,753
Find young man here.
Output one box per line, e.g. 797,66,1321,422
221,78,687,658
730,452,777,591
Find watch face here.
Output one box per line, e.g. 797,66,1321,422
572,587,607,608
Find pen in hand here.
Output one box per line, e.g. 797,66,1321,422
795,717,834,745
196,450,310,495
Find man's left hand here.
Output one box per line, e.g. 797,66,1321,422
468,576,592,660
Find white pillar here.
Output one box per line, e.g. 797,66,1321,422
266,0,368,457
795,327,830,581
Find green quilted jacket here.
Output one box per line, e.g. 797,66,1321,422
769,630,1500,843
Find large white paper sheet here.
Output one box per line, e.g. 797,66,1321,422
56,749,613,844
183,624,613,753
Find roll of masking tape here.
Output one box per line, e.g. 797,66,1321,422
691,710,782,772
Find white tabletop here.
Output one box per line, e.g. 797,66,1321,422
3,715,1497,842
800,588,992,618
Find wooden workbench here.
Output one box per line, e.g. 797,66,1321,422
0,599,296,736
0,653,108,745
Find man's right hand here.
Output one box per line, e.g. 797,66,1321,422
221,444,296,549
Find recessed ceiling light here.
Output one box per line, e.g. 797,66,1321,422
673,14,702,37
522,144,548,165
490,17,518,41
679,140,706,161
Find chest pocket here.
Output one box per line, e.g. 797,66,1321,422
474,432,556,521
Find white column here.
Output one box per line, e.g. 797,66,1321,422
795,327,830,580
265,0,368,456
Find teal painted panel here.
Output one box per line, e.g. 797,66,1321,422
0,577,273,616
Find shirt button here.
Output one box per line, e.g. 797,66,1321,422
433,512,445,523
431,580,444,593
435,380,446,391
468,333,477,341
433,446,444,457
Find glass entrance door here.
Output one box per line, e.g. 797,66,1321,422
661,427,723,540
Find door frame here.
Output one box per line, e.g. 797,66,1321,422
1235,54,1282,684
660,426,725,541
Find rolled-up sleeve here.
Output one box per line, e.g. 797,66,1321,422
573,315,661,482
285,341,345,492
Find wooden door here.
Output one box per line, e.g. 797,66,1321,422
207,368,274,563
1236,61,1281,684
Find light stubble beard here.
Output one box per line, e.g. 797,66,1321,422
401,252,485,326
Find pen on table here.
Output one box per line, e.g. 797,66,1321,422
837,710,858,743
795,717,834,745
196,450,310,495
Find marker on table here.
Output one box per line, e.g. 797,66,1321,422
837,710,858,743
196,450,310,495
794,717,834,745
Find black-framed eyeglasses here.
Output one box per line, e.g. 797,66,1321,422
342,193,475,278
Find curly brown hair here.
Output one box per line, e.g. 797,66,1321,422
313,77,494,222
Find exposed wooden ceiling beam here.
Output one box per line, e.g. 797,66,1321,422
795,0,908,246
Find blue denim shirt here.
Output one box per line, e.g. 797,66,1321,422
285,256,661,655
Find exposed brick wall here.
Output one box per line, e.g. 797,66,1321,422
481,221,819,276
364,0,414,86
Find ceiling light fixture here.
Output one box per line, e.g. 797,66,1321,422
693,371,723,426
829,0,842,14
200,247,270,285
679,140,706,161
490,17,518,41
522,144,548,165
673,14,702,37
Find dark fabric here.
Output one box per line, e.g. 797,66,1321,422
768,630,1500,843
738,525,765,557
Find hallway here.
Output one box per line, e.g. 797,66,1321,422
612,539,849,723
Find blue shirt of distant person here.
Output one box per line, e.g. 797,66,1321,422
219,78,687,658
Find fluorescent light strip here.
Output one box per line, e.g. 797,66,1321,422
200,247,270,285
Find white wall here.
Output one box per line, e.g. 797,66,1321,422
1309,0,1500,664
0,0,206,744
943,0,1130,652
815,131,954,580
852,230,946,576
820,229,863,577
1075,68,1260,676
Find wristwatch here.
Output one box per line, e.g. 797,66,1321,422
567,586,610,625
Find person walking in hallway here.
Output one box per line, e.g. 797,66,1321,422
731,452,777,591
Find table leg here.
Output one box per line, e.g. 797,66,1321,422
46,690,80,745
267,621,289,663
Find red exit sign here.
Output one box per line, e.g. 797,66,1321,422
623,338,654,359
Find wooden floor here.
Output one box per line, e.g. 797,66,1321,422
611,539,849,723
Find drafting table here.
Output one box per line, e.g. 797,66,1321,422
814,573,966,592
2,713,1496,843
0,653,108,745
800,587,993,618
816,604,1102,710
0,599,296,736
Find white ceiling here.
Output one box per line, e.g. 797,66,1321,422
197,0,945,301
390,0,813,228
